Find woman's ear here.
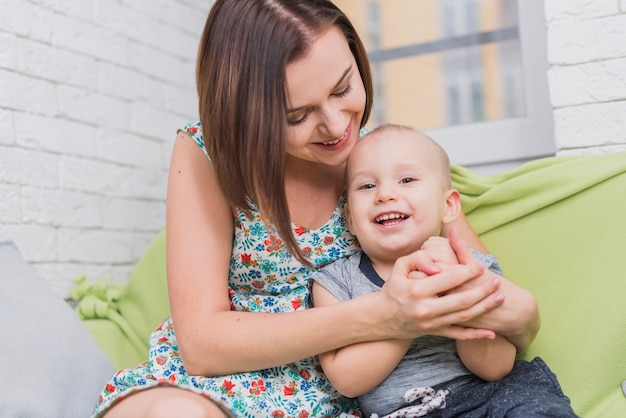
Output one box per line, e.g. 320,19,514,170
442,188,461,225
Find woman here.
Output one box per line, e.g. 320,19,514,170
98,1,539,416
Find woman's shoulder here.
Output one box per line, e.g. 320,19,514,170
179,120,210,161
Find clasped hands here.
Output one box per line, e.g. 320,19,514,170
379,226,505,342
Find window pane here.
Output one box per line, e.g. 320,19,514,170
338,0,525,130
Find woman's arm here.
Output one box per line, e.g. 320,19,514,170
456,335,516,382
312,281,413,398
166,133,505,377
461,273,540,353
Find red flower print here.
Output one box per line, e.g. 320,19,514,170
291,298,302,310
294,226,307,236
299,369,311,380
158,337,168,343
187,126,198,134
252,280,265,289
249,379,266,396
228,288,237,311
104,383,116,395
156,356,167,366
283,381,297,396
220,379,236,397
241,253,252,266
298,411,310,418
303,247,312,256
323,236,334,245
264,235,283,253
222,380,236,392
272,411,286,418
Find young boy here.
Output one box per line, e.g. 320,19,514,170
311,124,577,417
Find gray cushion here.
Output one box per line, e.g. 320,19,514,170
0,240,115,418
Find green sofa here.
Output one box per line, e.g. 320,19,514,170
74,151,626,417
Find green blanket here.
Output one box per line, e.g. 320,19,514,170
77,151,626,417
454,151,626,417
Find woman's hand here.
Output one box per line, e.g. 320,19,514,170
457,269,540,352
377,235,504,342
438,227,540,352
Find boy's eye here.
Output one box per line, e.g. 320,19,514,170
358,183,375,190
400,177,416,184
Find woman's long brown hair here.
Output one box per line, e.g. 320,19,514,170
196,0,373,265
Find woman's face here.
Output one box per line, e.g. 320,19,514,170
284,26,366,167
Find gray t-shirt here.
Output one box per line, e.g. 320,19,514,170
311,250,502,417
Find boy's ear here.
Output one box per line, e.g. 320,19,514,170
442,188,461,225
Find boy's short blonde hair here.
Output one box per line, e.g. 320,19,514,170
357,124,452,187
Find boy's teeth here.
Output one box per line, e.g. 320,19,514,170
375,213,405,222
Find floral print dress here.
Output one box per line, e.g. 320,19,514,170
94,121,362,418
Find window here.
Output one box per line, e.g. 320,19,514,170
337,0,554,171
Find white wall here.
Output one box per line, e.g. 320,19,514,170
0,0,212,297
545,0,626,155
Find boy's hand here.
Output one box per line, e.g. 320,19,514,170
445,226,493,296
421,236,458,266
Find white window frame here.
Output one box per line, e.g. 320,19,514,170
423,1,555,170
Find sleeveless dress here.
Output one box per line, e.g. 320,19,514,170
93,120,362,418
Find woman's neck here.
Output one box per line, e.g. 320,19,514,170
284,158,346,230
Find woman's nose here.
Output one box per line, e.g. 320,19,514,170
318,104,346,139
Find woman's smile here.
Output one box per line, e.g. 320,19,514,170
317,122,352,150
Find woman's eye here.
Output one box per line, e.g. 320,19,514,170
400,177,416,184
288,109,311,127
358,183,375,190
333,82,353,98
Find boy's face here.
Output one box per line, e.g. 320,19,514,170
346,129,459,263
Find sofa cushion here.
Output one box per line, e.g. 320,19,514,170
0,240,115,418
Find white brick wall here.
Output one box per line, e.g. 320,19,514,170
0,0,212,297
545,0,626,155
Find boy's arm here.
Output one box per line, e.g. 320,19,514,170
456,334,516,381
312,281,412,398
